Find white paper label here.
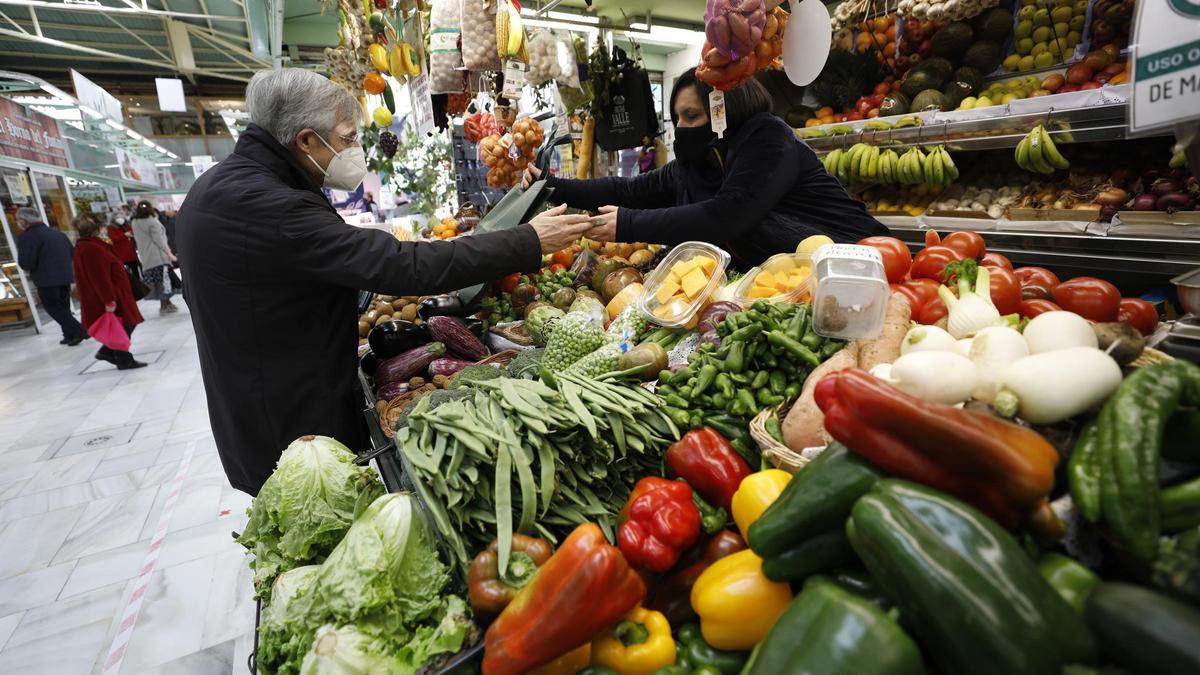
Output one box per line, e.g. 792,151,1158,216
1129,0,1200,132
502,60,527,99
709,90,727,139
409,74,435,136
430,28,460,53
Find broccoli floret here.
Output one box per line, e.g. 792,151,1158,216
506,348,546,380
450,364,503,389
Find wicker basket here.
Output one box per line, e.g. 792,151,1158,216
1129,345,1173,369
749,401,818,474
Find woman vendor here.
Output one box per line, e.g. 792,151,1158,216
524,71,888,269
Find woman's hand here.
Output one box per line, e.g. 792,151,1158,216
521,164,543,189
585,205,619,242
529,204,593,253
169,252,178,263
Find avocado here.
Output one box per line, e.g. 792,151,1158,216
879,92,910,117
915,57,955,82
784,106,815,128
953,66,985,93
911,89,949,112
901,68,945,99
930,22,974,58
977,7,1014,42
962,41,1005,75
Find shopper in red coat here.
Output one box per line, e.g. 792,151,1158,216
72,215,147,370
107,214,141,278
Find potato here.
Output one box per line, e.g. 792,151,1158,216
399,304,418,321
1092,322,1145,365
392,299,408,312
857,293,912,372
374,313,392,326
783,342,860,452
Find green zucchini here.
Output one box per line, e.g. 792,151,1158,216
1084,582,1200,675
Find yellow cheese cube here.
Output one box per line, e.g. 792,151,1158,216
763,258,795,276
694,256,717,274
656,279,681,305
682,268,708,299
672,258,698,276
755,271,776,288
748,286,776,299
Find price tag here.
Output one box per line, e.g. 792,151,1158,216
502,60,527,99
550,86,569,135
409,74,435,136
709,90,728,139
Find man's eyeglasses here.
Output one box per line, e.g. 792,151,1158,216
336,131,363,145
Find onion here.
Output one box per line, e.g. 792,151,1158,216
1099,204,1118,222
1094,188,1128,205
1151,179,1180,196
1132,194,1159,211
1158,192,1194,213
1109,169,1135,187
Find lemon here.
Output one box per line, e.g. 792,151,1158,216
975,95,995,108
1019,55,1036,71
797,235,834,255
1003,54,1022,71
1015,19,1034,38
372,107,393,127
958,96,978,109
1034,51,1055,68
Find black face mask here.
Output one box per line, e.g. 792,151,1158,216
673,125,717,164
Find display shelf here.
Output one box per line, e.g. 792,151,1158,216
799,85,1168,155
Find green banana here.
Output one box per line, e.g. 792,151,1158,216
824,149,842,176
1027,128,1056,174
940,146,959,182
1170,150,1187,169
866,146,880,182
829,124,854,135
1015,137,1031,172
894,116,922,129
1038,126,1070,170
864,120,894,131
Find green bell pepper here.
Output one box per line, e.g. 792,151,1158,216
1038,553,1100,614
847,480,1097,675
653,624,747,675
760,530,857,583
748,575,925,675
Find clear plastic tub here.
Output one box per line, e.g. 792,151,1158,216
811,244,889,339
639,241,731,328
733,252,814,307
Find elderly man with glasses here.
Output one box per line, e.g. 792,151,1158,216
14,206,88,346
175,68,593,495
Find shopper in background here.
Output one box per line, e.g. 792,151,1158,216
13,207,89,346
176,67,592,495
363,192,382,222
72,215,147,370
159,208,184,295
131,200,179,315
107,213,140,279
523,71,888,269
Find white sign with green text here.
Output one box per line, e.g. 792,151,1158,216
1130,0,1200,131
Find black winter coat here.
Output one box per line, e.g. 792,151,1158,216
545,113,887,269
176,123,541,495
16,222,75,288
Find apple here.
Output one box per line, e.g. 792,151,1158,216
1029,88,1053,97
867,109,881,118
1080,81,1102,90
1059,83,1081,93
1103,62,1124,76
874,82,891,96
1042,73,1065,91
891,80,903,92
846,111,864,121
857,99,875,116
1066,63,1094,85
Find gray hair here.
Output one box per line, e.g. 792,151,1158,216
246,68,360,147
15,207,40,225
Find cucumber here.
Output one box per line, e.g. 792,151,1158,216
1084,583,1200,675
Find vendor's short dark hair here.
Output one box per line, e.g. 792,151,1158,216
74,214,103,238
670,70,774,137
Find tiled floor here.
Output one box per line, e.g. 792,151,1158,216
0,302,256,674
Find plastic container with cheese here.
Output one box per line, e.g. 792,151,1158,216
733,252,813,307
638,242,731,328
811,244,889,340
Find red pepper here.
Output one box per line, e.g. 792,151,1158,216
665,428,752,512
618,477,702,573
647,530,747,627
497,272,521,294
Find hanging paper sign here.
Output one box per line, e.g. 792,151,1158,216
409,73,436,136
709,90,728,139
502,60,527,100
1129,0,1200,132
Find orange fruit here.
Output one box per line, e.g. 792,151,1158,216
363,72,386,95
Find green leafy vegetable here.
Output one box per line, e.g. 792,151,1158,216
237,436,385,599
300,624,403,675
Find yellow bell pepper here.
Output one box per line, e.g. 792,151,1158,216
690,549,793,651
590,606,676,675
528,643,591,675
730,469,792,539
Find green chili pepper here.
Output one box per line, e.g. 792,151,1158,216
665,394,691,410
757,390,785,407
729,372,751,385
730,438,759,467
786,304,809,341
672,366,695,385
784,382,802,400
752,301,773,314
689,411,705,430
728,323,762,342
693,364,719,397
760,352,778,369
751,371,770,390
715,372,735,399
801,330,822,351
665,406,691,429
657,384,676,397
821,340,845,359
711,393,729,409
769,371,787,396
764,413,784,444
737,389,758,415
724,342,747,374
767,331,821,368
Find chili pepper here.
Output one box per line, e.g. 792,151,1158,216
689,411,704,429
786,304,808,341
749,370,769,390
759,352,777,369
756,390,784,407
1038,553,1101,614
801,330,822,351
468,534,554,619
714,373,734,400
672,367,695,385
783,382,801,400
665,428,753,511
690,549,793,651
668,624,748,675
767,331,820,368
1068,419,1101,522
723,342,746,374
751,301,772,314
735,389,757,417
1095,361,1200,561
763,414,784,444
618,477,702,573
528,644,592,675
483,523,646,675
729,438,758,469
1161,474,1200,533
648,531,746,628
730,469,791,540
820,340,844,359
768,372,786,397
590,606,676,675
665,407,691,430
727,372,751,386
664,394,690,410
728,323,762,342
817,369,1060,529
690,489,728,535
693,364,718,398
710,394,728,409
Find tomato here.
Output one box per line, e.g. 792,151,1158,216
550,248,575,268
909,245,964,281
985,265,1022,316
1118,297,1159,336
548,263,566,273
1014,266,1060,289
1021,284,1054,300
891,284,926,313
363,72,387,95
1052,277,1121,322
497,272,522,294
859,236,912,283
916,295,948,325
924,229,941,247
1018,299,1062,318
942,231,986,260
980,251,1013,270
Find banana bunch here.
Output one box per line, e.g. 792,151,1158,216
1015,125,1069,174
897,147,927,185
496,0,529,62
894,115,923,129
825,144,905,186
923,145,958,187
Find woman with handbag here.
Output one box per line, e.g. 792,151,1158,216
131,200,179,315
72,215,147,370
108,213,141,279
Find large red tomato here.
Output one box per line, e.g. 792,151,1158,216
1118,297,1159,336
980,251,1013,270
1052,277,1121,322
550,248,575,268
1019,299,1062,318
985,266,1022,315
859,236,912,283
916,295,948,325
497,272,522,294
1021,284,1054,300
1014,266,1061,289
943,231,986,260
891,277,941,314
909,246,965,281
925,229,942,247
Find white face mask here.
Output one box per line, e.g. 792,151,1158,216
114,217,126,225
306,132,368,191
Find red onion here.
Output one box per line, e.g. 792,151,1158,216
1157,192,1193,213
1186,176,1199,194
1099,204,1118,222
1151,179,1180,196
1132,194,1159,211
1169,167,1188,180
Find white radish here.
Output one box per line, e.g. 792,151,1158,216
994,347,1122,424
958,338,974,354
967,326,1029,402
1023,311,1098,354
887,351,980,405
900,325,962,355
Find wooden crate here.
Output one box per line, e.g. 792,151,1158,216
0,299,32,325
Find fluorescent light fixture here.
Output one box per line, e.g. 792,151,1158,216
626,23,706,45
126,129,143,140
40,83,74,103
524,17,599,35
103,164,119,168
167,152,179,159
155,162,172,167
105,119,124,130
142,138,155,148
78,105,103,119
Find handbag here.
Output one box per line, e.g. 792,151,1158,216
88,312,131,352
128,269,150,301
595,47,657,151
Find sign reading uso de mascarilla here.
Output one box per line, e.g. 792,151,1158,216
1130,0,1200,131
